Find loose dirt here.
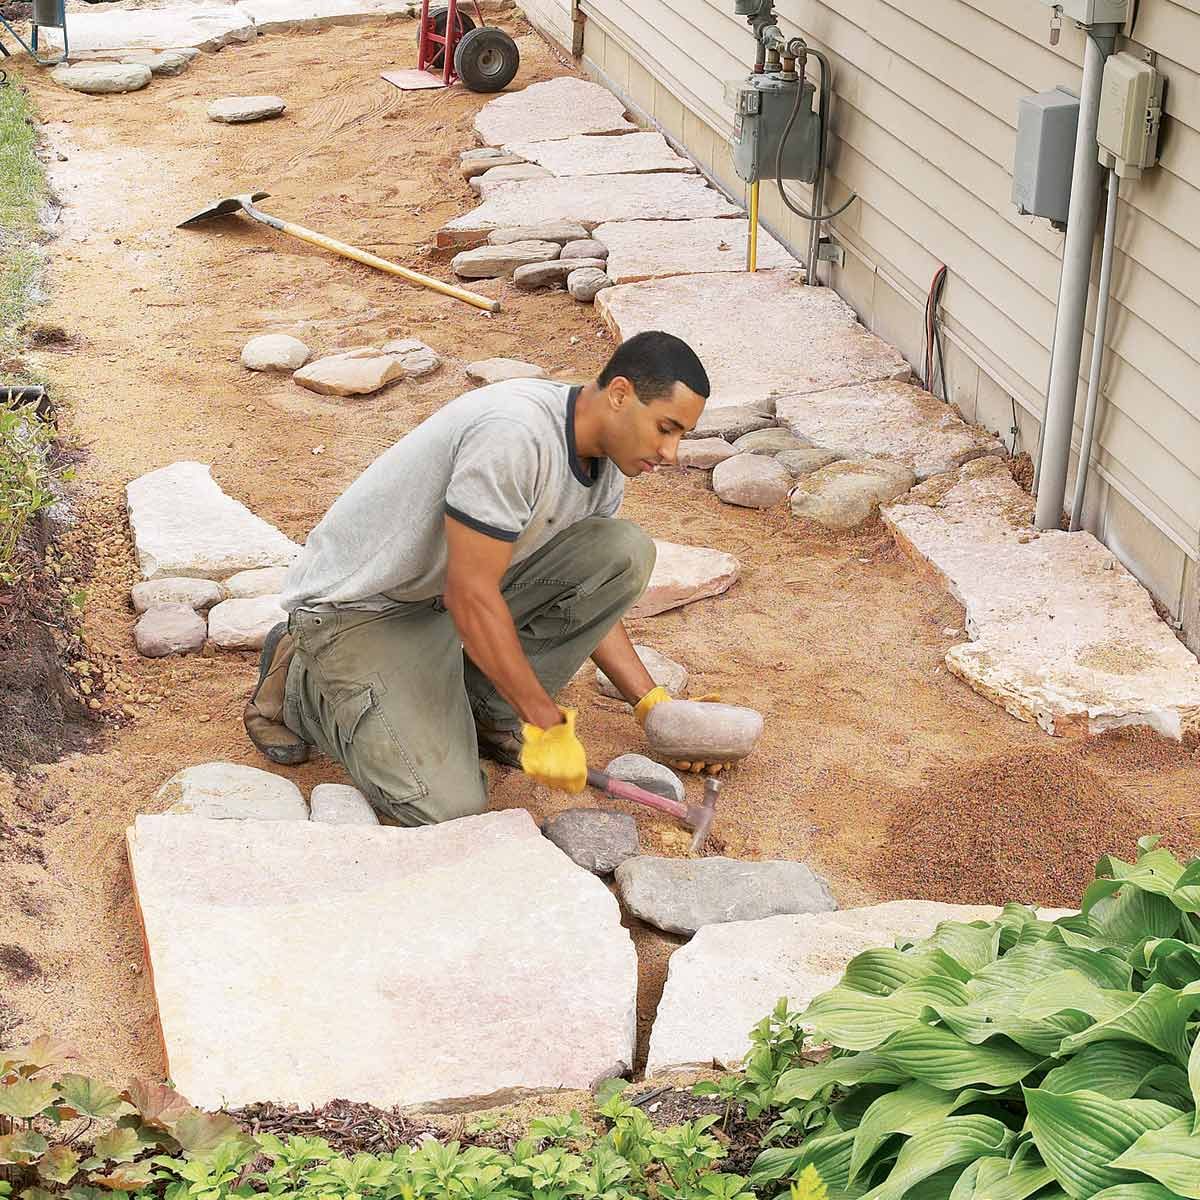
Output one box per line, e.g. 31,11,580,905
1,14,1197,1101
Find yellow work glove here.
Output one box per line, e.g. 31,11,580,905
635,690,729,775
520,707,587,793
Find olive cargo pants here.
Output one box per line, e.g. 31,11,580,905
282,518,656,826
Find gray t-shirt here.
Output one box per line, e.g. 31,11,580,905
281,378,625,611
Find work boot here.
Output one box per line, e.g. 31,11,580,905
475,720,522,770
243,622,309,766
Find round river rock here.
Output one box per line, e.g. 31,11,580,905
644,701,763,763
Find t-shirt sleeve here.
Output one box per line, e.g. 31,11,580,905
445,418,539,543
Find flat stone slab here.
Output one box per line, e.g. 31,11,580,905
712,454,792,508
562,239,609,260
629,540,740,618
473,163,554,195
127,809,637,1108
126,462,301,581
208,95,287,123
644,900,1009,1075
597,644,687,699
452,241,561,279
513,258,606,290
440,175,741,247
207,595,287,650
790,459,916,529
541,809,639,876
293,347,407,396
474,77,636,146
595,219,799,284
156,762,309,821
778,448,846,478
131,577,225,613
466,357,547,385
597,272,910,411
502,132,695,178
615,856,836,937
603,754,685,805
776,380,1004,481
235,0,414,34
119,49,198,76
733,429,811,456
686,406,775,442
52,63,152,94
881,455,1200,738
677,438,738,469
462,153,526,181
41,9,255,53
488,222,589,245
309,784,379,825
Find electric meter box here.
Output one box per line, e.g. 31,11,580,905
1097,51,1164,179
726,74,820,185
1013,86,1079,226
1037,0,1127,24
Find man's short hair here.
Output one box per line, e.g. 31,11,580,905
597,331,711,403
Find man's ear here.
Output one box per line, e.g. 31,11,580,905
606,374,635,410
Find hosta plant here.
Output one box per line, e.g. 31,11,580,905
747,837,1200,1200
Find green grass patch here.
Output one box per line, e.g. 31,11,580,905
0,78,47,359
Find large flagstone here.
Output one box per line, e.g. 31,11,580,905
41,8,255,54
595,219,799,283
474,77,636,146
502,132,695,177
597,272,910,411
127,809,637,1110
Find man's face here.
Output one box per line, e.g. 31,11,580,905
603,377,706,478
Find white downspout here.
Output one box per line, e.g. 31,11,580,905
1034,22,1120,531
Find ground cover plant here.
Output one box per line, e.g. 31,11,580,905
1,839,1195,1200
741,836,1199,1200
0,77,45,361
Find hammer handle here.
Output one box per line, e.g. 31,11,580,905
586,768,688,820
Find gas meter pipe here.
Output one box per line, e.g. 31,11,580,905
747,180,761,271
1034,23,1119,531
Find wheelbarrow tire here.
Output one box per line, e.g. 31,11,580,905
454,26,520,93
427,5,476,70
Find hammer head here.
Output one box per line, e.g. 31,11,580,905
177,191,270,229
688,777,722,853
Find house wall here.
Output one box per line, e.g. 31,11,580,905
521,0,1200,648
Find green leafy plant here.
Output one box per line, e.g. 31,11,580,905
0,404,57,584
745,837,1200,1200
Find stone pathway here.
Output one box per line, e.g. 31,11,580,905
42,8,256,55
128,807,637,1109
883,456,1200,738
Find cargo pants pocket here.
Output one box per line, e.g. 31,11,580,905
332,682,429,817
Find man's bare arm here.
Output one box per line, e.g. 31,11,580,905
591,621,656,705
443,516,561,730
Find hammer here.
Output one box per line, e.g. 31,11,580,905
586,769,720,853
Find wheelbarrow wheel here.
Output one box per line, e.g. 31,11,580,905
454,26,520,93
427,5,475,70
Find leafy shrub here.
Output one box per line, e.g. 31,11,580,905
0,404,59,583
745,837,1199,1200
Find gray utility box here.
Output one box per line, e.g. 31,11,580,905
1013,86,1080,227
726,73,821,185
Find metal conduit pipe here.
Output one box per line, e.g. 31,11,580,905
1034,23,1120,530
1069,167,1120,532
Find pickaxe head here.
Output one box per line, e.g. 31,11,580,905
176,191,271,229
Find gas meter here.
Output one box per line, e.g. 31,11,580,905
727,74,820,185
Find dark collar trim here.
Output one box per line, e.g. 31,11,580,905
565,385,598,488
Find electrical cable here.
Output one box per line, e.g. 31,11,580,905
923,264,947,400
1009,396,1020,457
773,57,857,225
